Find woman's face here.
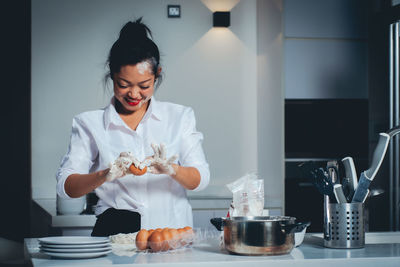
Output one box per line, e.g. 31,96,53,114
113,62,157,114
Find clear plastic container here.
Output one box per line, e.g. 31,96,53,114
136,227,220,253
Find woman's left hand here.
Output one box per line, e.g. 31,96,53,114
143,143,178,175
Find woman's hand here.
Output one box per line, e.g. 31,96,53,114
144,143,178,175
142,143,200,190
106,152,142,181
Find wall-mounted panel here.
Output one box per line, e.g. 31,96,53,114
284,0,368,39
284,39,368,99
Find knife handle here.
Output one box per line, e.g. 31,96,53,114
342,157,358,191
333,184,347,203
351,172,372,203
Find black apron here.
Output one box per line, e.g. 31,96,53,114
91,208,141,237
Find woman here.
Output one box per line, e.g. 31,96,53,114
56,18,210,236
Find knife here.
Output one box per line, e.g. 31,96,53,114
361,189,370,203
333,184,347,203
341,177,353,202
342,157,358,192
352,133,390,203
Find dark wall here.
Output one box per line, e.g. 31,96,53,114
0,0,31,241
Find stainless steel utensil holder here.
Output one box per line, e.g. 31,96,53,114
324,202,365,248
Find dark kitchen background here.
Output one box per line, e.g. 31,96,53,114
284,0,400,232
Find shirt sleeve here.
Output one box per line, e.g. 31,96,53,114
56,116,98,199
179,107,210,192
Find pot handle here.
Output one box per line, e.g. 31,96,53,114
210,217,226,231
281,221,311,234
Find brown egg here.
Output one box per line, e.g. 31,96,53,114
135,229,150,251
183,226,193,232
169,228,179,239
168,228,179,249
184,226,194,236
148,231,164,252
148,229,155,236
182,226,194,245
177,228,187,246
129,164,147,176
161,229,173,251
177,228,186,238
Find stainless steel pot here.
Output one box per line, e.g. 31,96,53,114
210,216,310,256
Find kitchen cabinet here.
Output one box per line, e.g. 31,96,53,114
284,0,368,39
284,39,368,99
284,0,368,99
24,232,400,267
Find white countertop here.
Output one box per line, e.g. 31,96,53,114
25,232,400,267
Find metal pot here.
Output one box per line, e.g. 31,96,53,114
210,216,310,256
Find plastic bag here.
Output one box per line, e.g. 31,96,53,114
226,173,264,217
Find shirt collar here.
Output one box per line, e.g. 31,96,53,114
103,96,162,130
144,96,162,122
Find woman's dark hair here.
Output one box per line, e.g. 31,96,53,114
106,18,162,86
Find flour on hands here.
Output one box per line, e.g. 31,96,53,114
143,143,178,176
106,152,142,181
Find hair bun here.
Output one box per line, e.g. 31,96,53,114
119,18,152,42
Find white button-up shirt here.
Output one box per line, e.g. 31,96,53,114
56,97,210,229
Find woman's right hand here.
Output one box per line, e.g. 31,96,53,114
65,153,144,198
106,152,141,181
98,168,111,179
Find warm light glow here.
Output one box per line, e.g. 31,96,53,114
176,26,254,64
207,27,234,41
201,0,240,12
203,28,234,50
171,0,256,65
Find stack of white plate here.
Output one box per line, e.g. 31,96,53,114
38,236,112,259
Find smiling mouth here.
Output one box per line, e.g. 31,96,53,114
125,98,141,106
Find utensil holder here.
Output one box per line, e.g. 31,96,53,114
323,202,365,248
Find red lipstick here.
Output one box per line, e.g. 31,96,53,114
126,98,141,106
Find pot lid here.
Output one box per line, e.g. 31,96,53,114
228,216,296,222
